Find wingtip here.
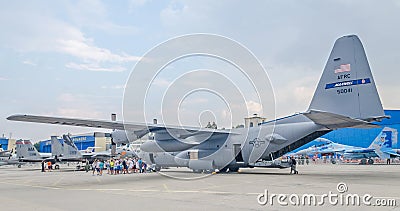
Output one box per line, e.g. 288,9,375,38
6,115,15,120
6,114,25,121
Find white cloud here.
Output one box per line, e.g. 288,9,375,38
22,60,37,66
54,93,121,119
66,0,138,35
101,85,126,89
55,108,103,119
246,100,263,115
152,78,171,87
65,62,127,72
0,77,8,81
57,93,78,103
0,4,140,72
57,39,141,63
129,0,150,11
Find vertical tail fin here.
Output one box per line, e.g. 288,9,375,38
369,127,397,150
61,134,82,159
308,35,386,121
51,136,63,158
16,140,41,160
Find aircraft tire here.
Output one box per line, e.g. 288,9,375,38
192,169,202,173
219,167,228,173
368,159,374,165
228,167,239,173
155,166,161,172
55,164,60,170
18,164,21,168
360,159,367,165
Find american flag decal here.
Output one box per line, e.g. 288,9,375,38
334,64,351,74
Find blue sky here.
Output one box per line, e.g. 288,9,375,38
1,0,400,141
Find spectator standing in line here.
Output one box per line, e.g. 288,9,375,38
99,160,104,176
96,159,101,175
138,158,143,173
92,159,98,176
110,159,115,175
290,157,298,174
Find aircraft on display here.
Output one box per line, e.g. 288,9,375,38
289,127,399,164
0,144,23,167
15,140,56,166
0,156,20,166
17,138,83,169
7,35,390,172
51,135,84,162
0,146,13,157
80,146,101,154
87,146,137,160
52,134,136,162
0,150,22,167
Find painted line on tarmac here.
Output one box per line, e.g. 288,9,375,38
0,181,61,190
128,189,159,192
163,184,170,192
96,177,102,183
0,181,266,196
52,176,64,186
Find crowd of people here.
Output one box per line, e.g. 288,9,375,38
88,157,148,176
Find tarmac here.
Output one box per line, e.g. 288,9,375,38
0,163,399,211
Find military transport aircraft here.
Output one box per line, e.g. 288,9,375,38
7,35,389,172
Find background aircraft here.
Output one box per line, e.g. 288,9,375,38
54,134,136,161
15,140,59,169
0,153,21,167
289,127,399,164
7,35,389,172
51,135,83,162
0,145,13,157
16,140,52,162
0,144,22,167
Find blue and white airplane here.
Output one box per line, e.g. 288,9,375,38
291,127,399,164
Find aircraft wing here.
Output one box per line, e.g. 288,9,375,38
344,148,375,154
7,114,235,139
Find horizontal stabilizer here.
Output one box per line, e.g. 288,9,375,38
303,110,380,129
381,149,400,157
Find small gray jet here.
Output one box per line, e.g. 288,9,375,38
7,35,388,172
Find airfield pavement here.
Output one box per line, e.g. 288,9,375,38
0,163,399,211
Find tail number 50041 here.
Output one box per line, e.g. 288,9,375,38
337,88,352,95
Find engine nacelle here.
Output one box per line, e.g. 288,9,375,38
188,159,215,171
111,130,138,144
174,149,216,170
